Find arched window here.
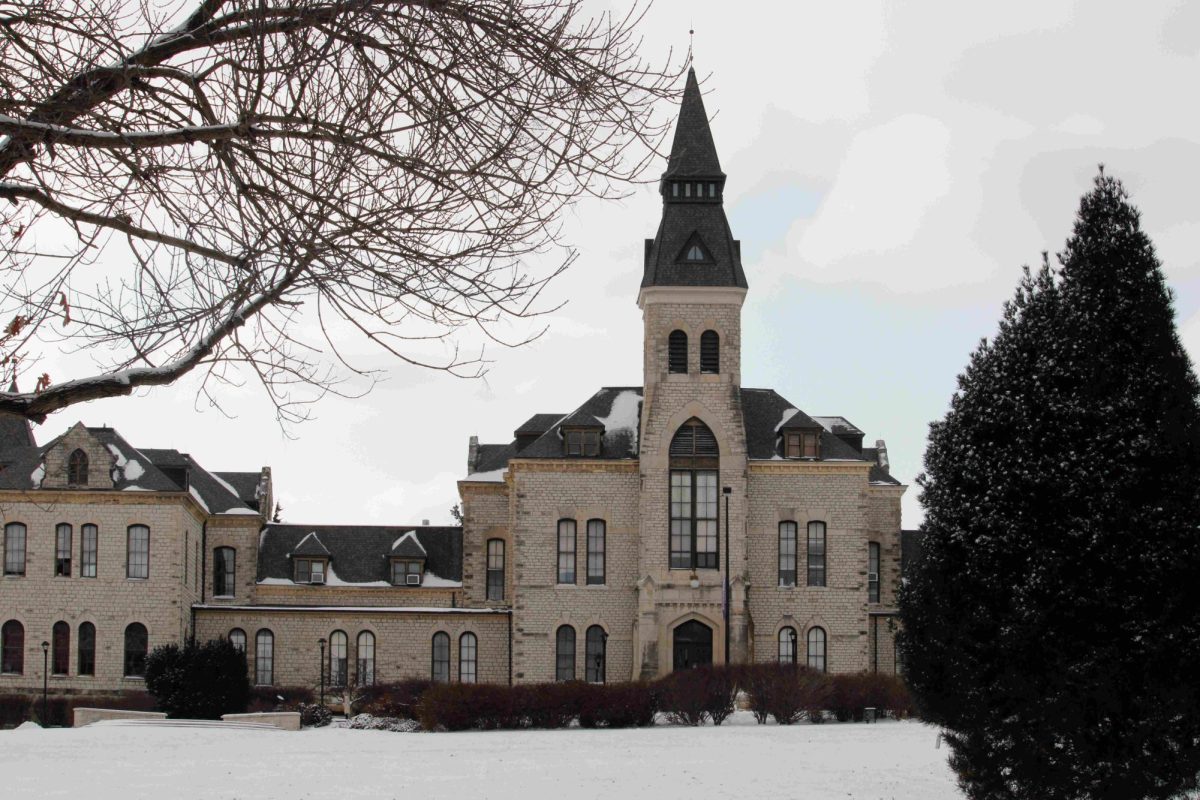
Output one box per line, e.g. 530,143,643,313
431,632,450,683
586,519,605,585
459,632,477,684
80,524,98,578
123,622,148,677
668,330,688,374
700,330,719,373
229,628,246,653
685,244,704,261
4,522,26,576
779,521,797,586
213,547,236,597
555,625,576,682
356,631,375,686
55,523,72,576
807,627,827,673
78,622,95,676
868,541,881,603
67,448,89,486
669,419,719,570
52,621,70,675
126,525,149,579
585,625,607,683
255,629,274,685
486,539,505,601
329,630,348,687
807,522,827,587
778,626,797,664
1,620,24,674
556,520,576,584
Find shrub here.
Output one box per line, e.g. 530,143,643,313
740,664,832,725
656,666,737,726
515,681,586,729
347,713,420,732
299,703,332,727
578,682,657,728
145,638,250,719
417,683,520,732
0,694,31,728
246,685,314,713
359,679,435,720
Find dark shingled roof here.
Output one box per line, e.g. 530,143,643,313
514,414,565,437
290,532,331,557
901,529,925,576
738,389,865,461
139,448,256,514
0,412,35,451
259,524,462,584
642,67,747,290
500,388,642,462
214,471,263,509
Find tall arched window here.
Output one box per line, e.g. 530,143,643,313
555,625,576,681
700,330,719,373
229,628,246,653
213,547,236,597
585,625,607,684
4,522,26,576
778,626,797,664
52,621,70,675
1,620,24,674
868,541,881,603
556,520,576,584
356,631,375,686
255,629,274,685
67,448,89,485
807,627,827,673
486,539,505,601
668,330,688,374
126,525,150,579
806,521,827,587
586,519,605,585
329,630,348,687
779,521,797,586
459,632,477,684
55,523,72,576
669,419,719,570
78,622,95,676
123,622,148,677
431,632,450,683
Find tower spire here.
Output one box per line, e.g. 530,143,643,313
662,67,724,182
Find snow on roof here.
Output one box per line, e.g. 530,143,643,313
421,571,463,588
188,486,210,513
30,463,44,488
596,390,642,454
464,468,506,482
220,507,260,516
290,531,329,556
391,530,426,554
209,471,241,499
325,562,390,588
106,442,145,482
775,408,799,433
812,416,864,435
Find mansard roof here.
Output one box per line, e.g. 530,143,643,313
258,524,463,585
467,386,901,486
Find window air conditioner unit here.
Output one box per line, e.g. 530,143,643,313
310,575,325,585
406,574,421,586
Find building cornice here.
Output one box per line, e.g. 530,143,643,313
637,285,747,310
747,460,871,476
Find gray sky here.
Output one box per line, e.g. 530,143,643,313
27,0,1200,528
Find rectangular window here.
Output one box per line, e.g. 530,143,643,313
214,547,236,596
708,182,716,197
557,520,576,584
184,531,189,586
785,432,801,458
3,523,26,576
586,520,606,585
669,470,718,569
391,559,423,586
803,432,820,458
486,539,505,601
564,429,600,457
255,632,274,685
55,523,72,576
126,525,149,579
81,524,97,577
779,521,797,586
868,541,881,603
684,182,691,197
807,521,827,587
669,471,692,569
294,558,325,584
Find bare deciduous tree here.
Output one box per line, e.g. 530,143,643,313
0,0,679,423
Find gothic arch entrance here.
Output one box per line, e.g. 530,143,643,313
672,620,713,670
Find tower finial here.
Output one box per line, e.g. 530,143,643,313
687,24,694,68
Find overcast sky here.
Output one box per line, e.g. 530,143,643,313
25,0,1200,528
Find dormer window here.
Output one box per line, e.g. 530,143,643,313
391,559,424,586
294,557,327,584
708,183,716,198
684,182,692,197
686,245,704,261
785,431,820,459
672,182,679,198
67,449,88,486
564,428,600,457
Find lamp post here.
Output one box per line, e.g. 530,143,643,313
40,640,49,726
789,628,798,668
722,486,732,665
318,638,326,706
595,631,608,684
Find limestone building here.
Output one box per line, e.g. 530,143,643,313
0,70,905,699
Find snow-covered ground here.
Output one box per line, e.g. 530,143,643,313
2,713,960,799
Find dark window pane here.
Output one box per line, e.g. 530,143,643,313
214,547,236,597
329,631,348,687
868,541,881,603
124,623,148,677
557,521,576,584
586,520,605,585
459,633,477,684
78,622,95,676
126,525,149,579
778,627,797,664
555,626,576,681
52,621,70,674
1,620,24,674
486,539,504,600
807,521,827,587
668,330,688,374
357,631,375,686
585,626,606,683
432,632,450,683
81,524,98,578
700,331,719,373
4,523,26,576
67,449,89,485
55,523,72,576
779,522,797,586
807,627,827,672
255,630,273,685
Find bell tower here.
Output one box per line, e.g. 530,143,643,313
635,67,751,677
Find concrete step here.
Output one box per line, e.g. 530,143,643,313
93,718,278,731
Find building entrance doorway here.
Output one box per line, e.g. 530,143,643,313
672,620,713,670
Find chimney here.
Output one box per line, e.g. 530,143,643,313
467,435,479,474
875,439,889,470
422,519,430,526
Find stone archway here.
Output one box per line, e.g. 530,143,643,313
672,619,713,670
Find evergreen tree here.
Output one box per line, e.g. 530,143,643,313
900,171,1200,800
145,637,250,720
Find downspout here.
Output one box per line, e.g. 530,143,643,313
723,487,731,664
507,610,513,686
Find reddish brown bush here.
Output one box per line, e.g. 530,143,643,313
417,683,523,731
740,663,832,725
578,682,657,728
830,673,913,721
516,681,587,729
656,665,738,726
359,680,436,720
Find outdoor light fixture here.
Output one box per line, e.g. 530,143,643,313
688,572,700,589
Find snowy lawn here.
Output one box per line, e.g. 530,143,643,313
2,712,959,799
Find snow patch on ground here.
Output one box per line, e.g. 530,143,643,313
0,715,958,799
